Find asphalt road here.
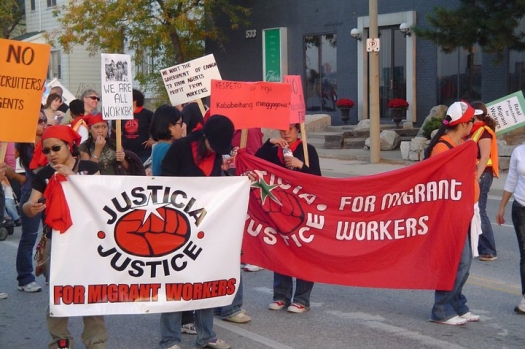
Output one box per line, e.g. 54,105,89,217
1,195,524,349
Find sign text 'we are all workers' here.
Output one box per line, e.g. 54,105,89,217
160,54,221,106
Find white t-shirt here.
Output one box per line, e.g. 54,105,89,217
504,144,525,206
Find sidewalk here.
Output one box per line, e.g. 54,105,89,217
316,147,507,199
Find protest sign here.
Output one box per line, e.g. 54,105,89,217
50,175,250,316
0,38,50,142
100,53,133,121
42,78,76,106
210,80,291,130
160,54,221,106
486,91,525,136
236,142,477,290
283,75,306,124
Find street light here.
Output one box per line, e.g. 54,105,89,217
350,28,362,41
399,23,411,37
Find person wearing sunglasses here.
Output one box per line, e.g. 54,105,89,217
7,111,49,294
22,125,107,349
61,89,100,126
424,101,481,326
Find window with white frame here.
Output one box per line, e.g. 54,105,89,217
47,0,57,7
31,0,36,11
47,51,62,79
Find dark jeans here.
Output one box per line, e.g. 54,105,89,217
16,188,42,286
478,172,497,255
511,200,525,295
273,272,314,307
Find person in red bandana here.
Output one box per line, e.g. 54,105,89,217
254,123,321,314
22,125,108,349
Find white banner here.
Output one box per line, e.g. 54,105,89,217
49,175,250,317
160,54,221,106
100,53,133,120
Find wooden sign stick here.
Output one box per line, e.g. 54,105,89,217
196,99,207,117
240,129,248,149
300,123,309,167
116,120,122,152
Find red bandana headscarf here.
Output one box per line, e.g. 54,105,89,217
41,125,82,234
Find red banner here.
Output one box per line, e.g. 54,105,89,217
236,142,477,290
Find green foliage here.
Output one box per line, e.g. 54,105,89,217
0,0,25,39
413,0,525,61
50,0,252,100
422,113,445,139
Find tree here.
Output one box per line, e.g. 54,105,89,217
0,0,25,39
413,0,525,60
50,0,251,97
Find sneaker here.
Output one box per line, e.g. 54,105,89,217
14,218,21,227
479,254,498,261
0,292,7,299
460,312,480,322
181,322,197,335
224,312,252,323
17,281,42,293
269,300,287,310
166,345,181,349
205,338,231,349
287,303,309,313
243,264,264,272
430,315,467,326
514,295,525,314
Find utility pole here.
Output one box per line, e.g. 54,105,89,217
369,0,380,163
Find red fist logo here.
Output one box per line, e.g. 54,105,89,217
250,188,304,235
114,207,190,257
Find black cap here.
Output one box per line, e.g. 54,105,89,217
203,115,234,155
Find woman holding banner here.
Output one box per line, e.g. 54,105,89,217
22,125,108,349
254,123,321,313
159,114,235,349
425,101,481,326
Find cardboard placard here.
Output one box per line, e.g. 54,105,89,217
485,91,525,136
160,54,221,106
283,75,306,123
100,53,133,120
0,38,50,142
210,80,290,130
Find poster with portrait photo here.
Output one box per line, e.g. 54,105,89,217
100,53,133,120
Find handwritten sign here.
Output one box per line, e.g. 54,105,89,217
0,38,50,142
160,54,221,106
100,53,133,120
42,78,76,106
210,79,291,130
284,75,306,123
486,91,525,136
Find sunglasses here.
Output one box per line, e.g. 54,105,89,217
38,118,47,125
88,96,100,101
469,117,475,123
42,144,64,154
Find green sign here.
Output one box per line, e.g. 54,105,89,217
263,28,285,82
486,91,525,135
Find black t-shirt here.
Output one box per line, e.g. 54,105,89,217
121,108,153,160
33,160,99,193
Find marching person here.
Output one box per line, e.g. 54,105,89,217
22,125,108,348
159,115,235,349
496,143,525,314
468,101,499,261
254,123,321,314
425,101,481,326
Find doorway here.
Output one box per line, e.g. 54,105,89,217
378,26,407,119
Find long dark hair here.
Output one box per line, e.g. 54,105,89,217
15,143,33,170
150,105,182,141
423,115,461,159
471,101,496,131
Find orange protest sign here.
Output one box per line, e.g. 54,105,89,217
210,80,290,130
283,75,306,123
0,39,50,142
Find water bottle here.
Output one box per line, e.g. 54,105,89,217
282,147,294,169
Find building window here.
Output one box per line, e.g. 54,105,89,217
31,0,36,11
437,45,482,106
47,0,57,7
304,34,337,111
47,51,61,79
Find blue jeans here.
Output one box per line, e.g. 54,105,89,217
431,233,472,321
273,272,314,307
478,172,497,255
160,308,215,348
16,188,42,286
511,200,525,295
214,275,244,318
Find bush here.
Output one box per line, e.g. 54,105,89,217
422,114,445,139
